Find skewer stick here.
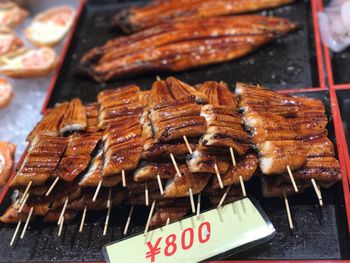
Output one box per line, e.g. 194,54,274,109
58,197,69,225
317,183,323,206
10,221,22,246
92,180,102,202
20,207,34,239
196,193,201,217
122,170,126,187
107,187,112,209
58,217,64,236
218,186,231,208
311,179,323,206
123,206,134,235
103,202,112,236
239,176,246,197
156,76,161,81
165,217,170,226
229,147,246,196
157,174,164,195
189,188,196,214
79,205,87,233
214,163,224,189
229,147,236,166
19,193,30,213
170,153,182,177
183,135,193,154
145,183,149,207
283,191,293,230
20,181,32,204
45,177,59,196
144,200,156,236
287,165,298,193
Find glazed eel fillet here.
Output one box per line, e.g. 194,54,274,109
79,15,297,82
111,0,294,33
51,132,101,182
27,102,68,141
10,135,67,187
98,86,147,177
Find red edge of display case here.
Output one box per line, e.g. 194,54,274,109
317,0,350,233
1,0,348,262
40,0,87,114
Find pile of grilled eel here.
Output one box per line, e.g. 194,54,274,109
79,14,297,82
0,77,341,232
111,0,294,33
236,83,341,197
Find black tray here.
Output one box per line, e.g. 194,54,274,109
330,50,350,85
45,0,321,109
336,90,350,154
1,89,350,262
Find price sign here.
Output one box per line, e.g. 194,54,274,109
103,198,274,263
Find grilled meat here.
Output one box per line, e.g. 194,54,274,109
187,149,230,174
59,98,87,134
257,140,307,175
133,162,177,182
79,150,122,187
211,153,258,189
10,136,67,187
80,16,297,82
111,0,294,33
27,102,68,141
64,132,101,157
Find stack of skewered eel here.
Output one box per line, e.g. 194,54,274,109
0,77,341,239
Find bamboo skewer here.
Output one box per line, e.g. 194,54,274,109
10,221,22,246
145,183,149,207
123,206,134,235
157,174,164,195
107,188,112,209
103,202,112,236
20,181,32,204
58,197,69,225
229,147,246,196
79,205,87,233
182,135,200,213
189,188,196,213
19,193,29,213
170,153,181,178
92,180,102,202
58,217,64,236
283,191,293,230
122,170,126,187
144,200,156,236
165,217,170,226
287,165,298,193
311,179,323,206
183,135,192,154
214,163,224,189
45,177,59,196
196,193,201,217
218,186,231,208
20,207,34,239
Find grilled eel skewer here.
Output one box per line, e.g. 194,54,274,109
79,15,297,82
111,0,294,33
